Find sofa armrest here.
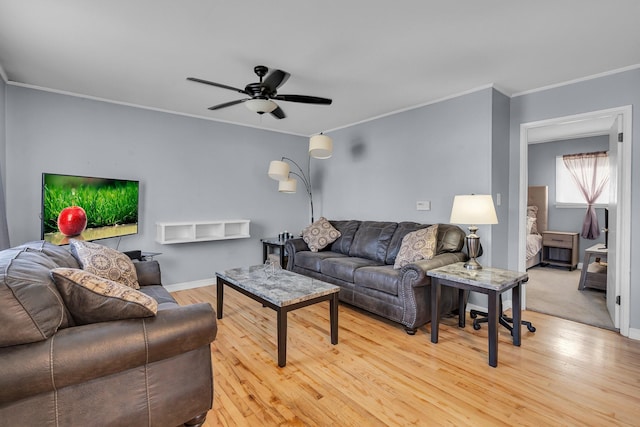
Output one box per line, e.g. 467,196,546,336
0,302,217,404
401,252,468,286
285,238,310,269
135,260,162,286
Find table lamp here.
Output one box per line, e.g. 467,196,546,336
449,194,498,270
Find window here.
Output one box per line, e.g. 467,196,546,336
555,154,609,206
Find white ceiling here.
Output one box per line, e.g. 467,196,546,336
1,1,639,136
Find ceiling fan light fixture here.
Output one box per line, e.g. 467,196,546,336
309,134,333,159
245,98,277,114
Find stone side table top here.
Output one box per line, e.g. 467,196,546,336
427,262,528,290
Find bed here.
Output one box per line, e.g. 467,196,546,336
526,186,548,270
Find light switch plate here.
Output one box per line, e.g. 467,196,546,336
416,201,431,211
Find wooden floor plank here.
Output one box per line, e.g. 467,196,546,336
172,285,640,426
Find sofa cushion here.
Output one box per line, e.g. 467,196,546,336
328,220,361,255
385,222,432,265
0,246,70,347
437,224,466,254
321,257,381,283
295,251,348,272
69,239,140,289
353,265,402,296
348,221,398,264
302,217,342,252
15,240,80,269
51,268,158,325
393,224,439,269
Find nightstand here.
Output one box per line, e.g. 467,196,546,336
578,244,607,290
542,231,579,270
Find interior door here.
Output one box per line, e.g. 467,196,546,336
606,116,620,328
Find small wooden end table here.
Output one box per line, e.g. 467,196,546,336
428,263,528,367
261,237,290,267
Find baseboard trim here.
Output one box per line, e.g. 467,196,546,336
628,327,640,340
165,278,215,292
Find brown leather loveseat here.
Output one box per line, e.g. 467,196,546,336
0,240,217,426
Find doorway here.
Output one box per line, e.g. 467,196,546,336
518,106,632,337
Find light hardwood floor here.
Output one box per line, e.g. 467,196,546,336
172,285,640,426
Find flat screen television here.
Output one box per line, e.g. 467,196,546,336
41,173,139,245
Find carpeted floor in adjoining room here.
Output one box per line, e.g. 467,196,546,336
525,265,615,330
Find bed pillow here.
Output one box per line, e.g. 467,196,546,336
393,224,438,269
302,217,342,252
69,239,140,289
51,268,157,325
527,206,539,234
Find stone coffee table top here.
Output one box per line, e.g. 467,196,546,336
216,265,340,307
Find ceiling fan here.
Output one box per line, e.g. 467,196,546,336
187,65,332,119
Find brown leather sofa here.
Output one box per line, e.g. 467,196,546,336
286,221,468,334
0,241,217,426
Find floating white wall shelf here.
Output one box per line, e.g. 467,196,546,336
155,220,250,244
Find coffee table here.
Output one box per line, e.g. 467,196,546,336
216,265,340,367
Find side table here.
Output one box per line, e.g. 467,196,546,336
261,237,290,268
428,263,528,367
578,244,608,290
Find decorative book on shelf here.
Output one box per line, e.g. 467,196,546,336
155,220,250,244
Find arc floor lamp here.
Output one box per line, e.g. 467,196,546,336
268,133,333,223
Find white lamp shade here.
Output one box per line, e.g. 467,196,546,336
278,178,297,193
268,160,290,181
309,134,333,159
245,98,277,114
450,194,498,225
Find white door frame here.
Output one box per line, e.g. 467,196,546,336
518,105,632,337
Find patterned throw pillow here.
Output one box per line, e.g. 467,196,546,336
393,224,439,269
302,217,342,252
51,268,157,325
69,240,140,289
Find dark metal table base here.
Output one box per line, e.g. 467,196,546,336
216,276,339,367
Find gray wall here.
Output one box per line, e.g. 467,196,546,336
528,135,609,261
4,86,313,284
509,67,640,329
491,89,511,269
0,78,6,188
323,88,493,227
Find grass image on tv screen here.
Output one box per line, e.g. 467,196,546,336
43,181,138,234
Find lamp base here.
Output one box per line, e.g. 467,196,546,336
464,258,483,270
465,231,483,270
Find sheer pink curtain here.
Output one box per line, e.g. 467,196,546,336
562,151,609,239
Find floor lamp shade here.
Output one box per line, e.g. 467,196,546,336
278,178,297,193
268,160,290,181
450,194,498,270
309,134,333,159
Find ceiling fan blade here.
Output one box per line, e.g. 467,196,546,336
208,98,249,111
262,69,290,92
270,106,286,119
187,77,248,95
274,94,332,105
